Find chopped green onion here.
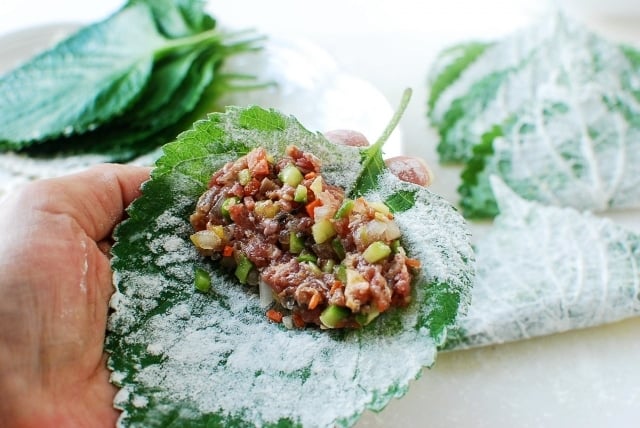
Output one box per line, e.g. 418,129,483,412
194,268,211,293
322,259,336,273
221,196,240,219
238,168,251,186
334,198,354,219
363,241,392,263
278,164,304,187
294,184,308,203
335,264,347,283
289,232,305,254
312,219,336,244
304,261,323,276
319,304,351,328
331,238,346,260
235,253,254,284
297,250,317,263
356,309,380,326
390,239,402,254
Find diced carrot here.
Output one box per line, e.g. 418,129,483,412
252,159,270,177
308,293,322,310
305,199,322,219
243,178,261,196
405,258,421,269
304,171,316,180
329,280,343,294
292,313,306,328
247,147,266,168
223,245,234,257
266,309,283,323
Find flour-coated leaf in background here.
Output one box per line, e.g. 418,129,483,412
445,177,640,350
428,13,640,218
106,105,474,428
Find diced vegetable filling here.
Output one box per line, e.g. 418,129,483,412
190,145,419,328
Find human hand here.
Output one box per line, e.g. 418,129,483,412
0,164,150,428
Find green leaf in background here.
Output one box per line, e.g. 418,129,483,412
129,0,216,38
426,41,491,122
445,177,640,350
0,0,259,160
427,13,640,218
458,125,502,218
0,3,166,144
106,105,474,428
75,46,221,154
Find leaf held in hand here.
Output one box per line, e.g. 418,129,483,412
106,104,474,428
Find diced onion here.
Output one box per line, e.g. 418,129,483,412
314,189,340,220
384,221,401,241
190,230,222,250
282,315,294,329
313,204,333,221
310,176,324,195
365,220,387,242
259,279,275,308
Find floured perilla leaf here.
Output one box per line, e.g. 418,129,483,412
445,177,640,350
106,104,474,427
427,12,640,218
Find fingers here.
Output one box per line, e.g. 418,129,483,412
324,129,432,187
323,130,370,147
28,164,151,242
384,156,433,187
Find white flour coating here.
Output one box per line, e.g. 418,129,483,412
374,171,475,300
108,168,474,427
131,395,149,409
114,388,130,409
449,177,640,350
429,14,554,125
110,371,126,385
430,12,640,211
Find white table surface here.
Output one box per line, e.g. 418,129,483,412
2,1,640,427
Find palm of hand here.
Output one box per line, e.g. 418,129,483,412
0,165,149,427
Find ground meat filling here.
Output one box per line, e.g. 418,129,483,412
190,145,420,328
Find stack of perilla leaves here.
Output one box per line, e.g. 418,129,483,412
0,0,260,162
